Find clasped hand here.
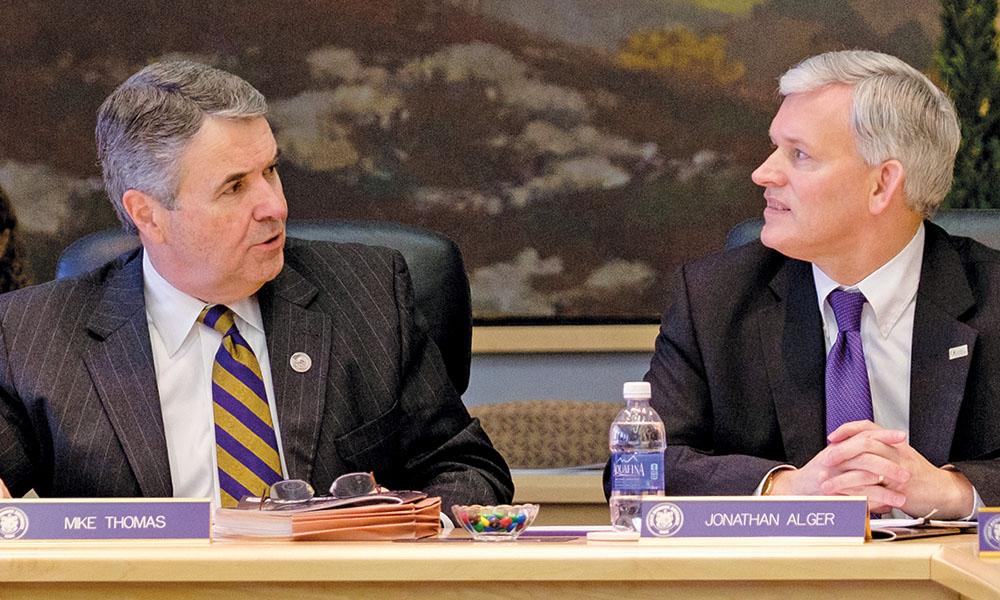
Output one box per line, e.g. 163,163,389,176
0,478,9,499
770,420,974,519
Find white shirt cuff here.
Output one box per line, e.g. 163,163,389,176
753,465,794,496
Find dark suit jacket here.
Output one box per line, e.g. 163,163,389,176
642,222,1000,504
0,238,513,510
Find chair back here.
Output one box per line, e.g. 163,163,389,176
56,220,473,394
725,209,1000,251
468,400,620,469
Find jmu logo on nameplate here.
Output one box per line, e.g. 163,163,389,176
978,508,1000,556
645,502,684,537
0,506,29,540
639,496,867,543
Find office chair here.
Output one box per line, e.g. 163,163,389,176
725,209,1000,251
56,220,473,394
468,399,621,469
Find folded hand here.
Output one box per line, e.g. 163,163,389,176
770,420,974,518
826,421,974,518
770,421,906,512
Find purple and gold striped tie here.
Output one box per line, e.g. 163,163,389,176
199,305,282,507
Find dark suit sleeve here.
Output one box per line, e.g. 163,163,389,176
952,460,1000,506
389,252,514,509
0,319,38,497
643,264,783,495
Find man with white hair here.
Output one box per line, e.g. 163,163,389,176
643,50,999,517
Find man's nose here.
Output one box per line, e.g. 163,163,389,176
254,181,288,222
751,150,784,187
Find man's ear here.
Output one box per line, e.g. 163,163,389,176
868,160,905,216
121,189,167,244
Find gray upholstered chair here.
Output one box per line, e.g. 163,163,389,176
56,220,473,394
725,209,1000,251
469,400,620,469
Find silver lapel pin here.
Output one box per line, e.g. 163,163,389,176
948,345,968,360
290,352,312,373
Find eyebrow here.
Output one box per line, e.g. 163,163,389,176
769,132,810,149
214,149,282,194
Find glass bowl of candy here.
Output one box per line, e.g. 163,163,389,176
451,503,539,541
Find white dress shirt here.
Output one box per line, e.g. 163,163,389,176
812,224,925,432
143,252,287,507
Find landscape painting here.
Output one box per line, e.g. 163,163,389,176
0,0,942,323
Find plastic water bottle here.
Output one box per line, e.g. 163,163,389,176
609,381,665,531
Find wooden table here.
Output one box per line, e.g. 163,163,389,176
1,534,997,599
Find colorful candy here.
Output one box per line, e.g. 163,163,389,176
451,504,539,539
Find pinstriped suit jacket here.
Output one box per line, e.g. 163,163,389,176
0,238,513,510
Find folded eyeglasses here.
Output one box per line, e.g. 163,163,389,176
260,472,387,508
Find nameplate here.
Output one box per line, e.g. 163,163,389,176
0,498,211,541
639,496,867,543
978,507,1000,556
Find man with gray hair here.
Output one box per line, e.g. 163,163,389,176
0,61,513,510
640,50,999,517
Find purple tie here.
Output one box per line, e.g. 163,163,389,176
825,289,873,436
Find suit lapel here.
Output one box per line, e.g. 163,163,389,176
83,250,172,497
258,264,332,483
908,224,977,465
759,258,827,466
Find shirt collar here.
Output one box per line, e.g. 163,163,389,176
812,223,925,339
142,251,265,357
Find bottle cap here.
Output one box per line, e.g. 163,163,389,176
623,381,651,399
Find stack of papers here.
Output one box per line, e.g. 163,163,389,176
213,493,441,541
870,516,976,541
